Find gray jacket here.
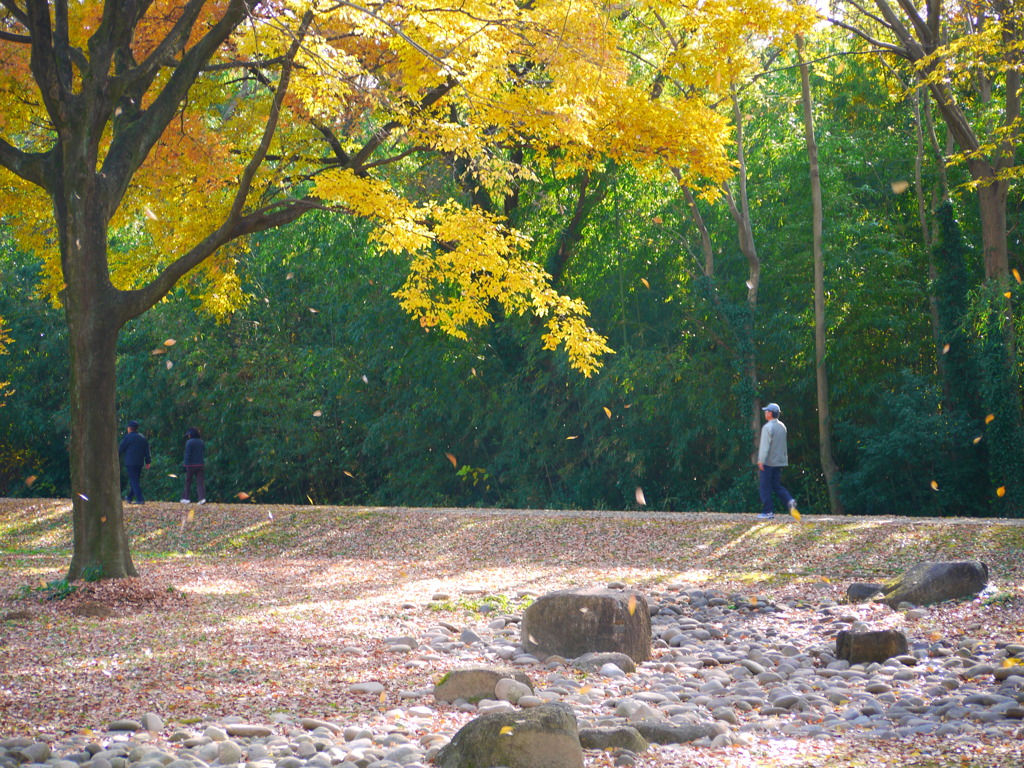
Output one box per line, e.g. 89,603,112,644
758,419,788,467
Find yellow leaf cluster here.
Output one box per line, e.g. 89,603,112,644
317,169,611,375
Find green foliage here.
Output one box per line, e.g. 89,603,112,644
4,31,1024,518
17,578,77,601
428,593,533,614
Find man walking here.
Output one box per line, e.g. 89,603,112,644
119,420,151,505
757,403,796,520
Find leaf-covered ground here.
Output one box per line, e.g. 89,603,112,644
1,499,1023,768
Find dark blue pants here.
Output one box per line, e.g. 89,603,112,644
759,465,793,515
125,464,144,503
183,466,205,502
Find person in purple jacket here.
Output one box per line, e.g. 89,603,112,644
180,427,206,505
118,420,151,504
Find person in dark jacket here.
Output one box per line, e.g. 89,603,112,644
118,420,151,504
181,427,206,504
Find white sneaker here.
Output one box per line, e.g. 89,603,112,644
180,499,189,504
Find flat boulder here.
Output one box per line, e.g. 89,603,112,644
521,588,651,663
434,667,534,703
571,651,637,674
846,583,884,603
835,629,908,664
577,727,648,752
631,722,725,745
433,702,583,768
877,561,988,608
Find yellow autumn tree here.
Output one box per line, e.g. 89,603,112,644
0,0,813,580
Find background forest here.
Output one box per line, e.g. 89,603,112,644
2,23,1023,519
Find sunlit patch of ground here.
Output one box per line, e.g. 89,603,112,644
1,499,1022,767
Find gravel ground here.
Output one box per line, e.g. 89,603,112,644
2,499,1023,767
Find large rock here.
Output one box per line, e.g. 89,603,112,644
877,561,989,608
631,721,725,744
846,582,884,603
577,727,648,752
521,588,651,663
434,668,534,703
433,702,583,768
571,651,637,674
835,629,908,664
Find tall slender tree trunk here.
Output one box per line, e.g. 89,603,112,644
724,91,761,463
798,38,843,515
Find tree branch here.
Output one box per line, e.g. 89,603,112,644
121,198,322,320
0,135,50,188
0,28,31,43
99,0,251,220
228,11,313,223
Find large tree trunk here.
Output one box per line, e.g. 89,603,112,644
976,176,1010,281
62,216,137,580
66,307,137,580
798,38,843,515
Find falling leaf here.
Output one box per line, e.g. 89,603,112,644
25,475,36,487
891,180,910,194
566,435,579,440
790,508,802,522
362,374,369,383
986,414,996,424
652,216,662,224
499,726,515,735
627,594,637,615
1004,658,1021,667
973,436,983,444
942,343,950,354
471,368,477,377
166,360,173,370
1015,269,1022,284
930,480,939,491
745,280,754,290
343,470,354,478
151,348,167,355
603,407,612,419
268,511,273,519
997,486,1006,497
309,307,319,313
164,338,176,346
635,487,646,506
378,691,386,703
313,410,322,417
1005,291,1013,299
237,491,250,500
578,684,593,694
100,516,106,523
78,493,89,501
286,272,294,280
641,278,650,289
187,509,195,523
168,473,178,479
144,206,158,220
446,452,458,468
